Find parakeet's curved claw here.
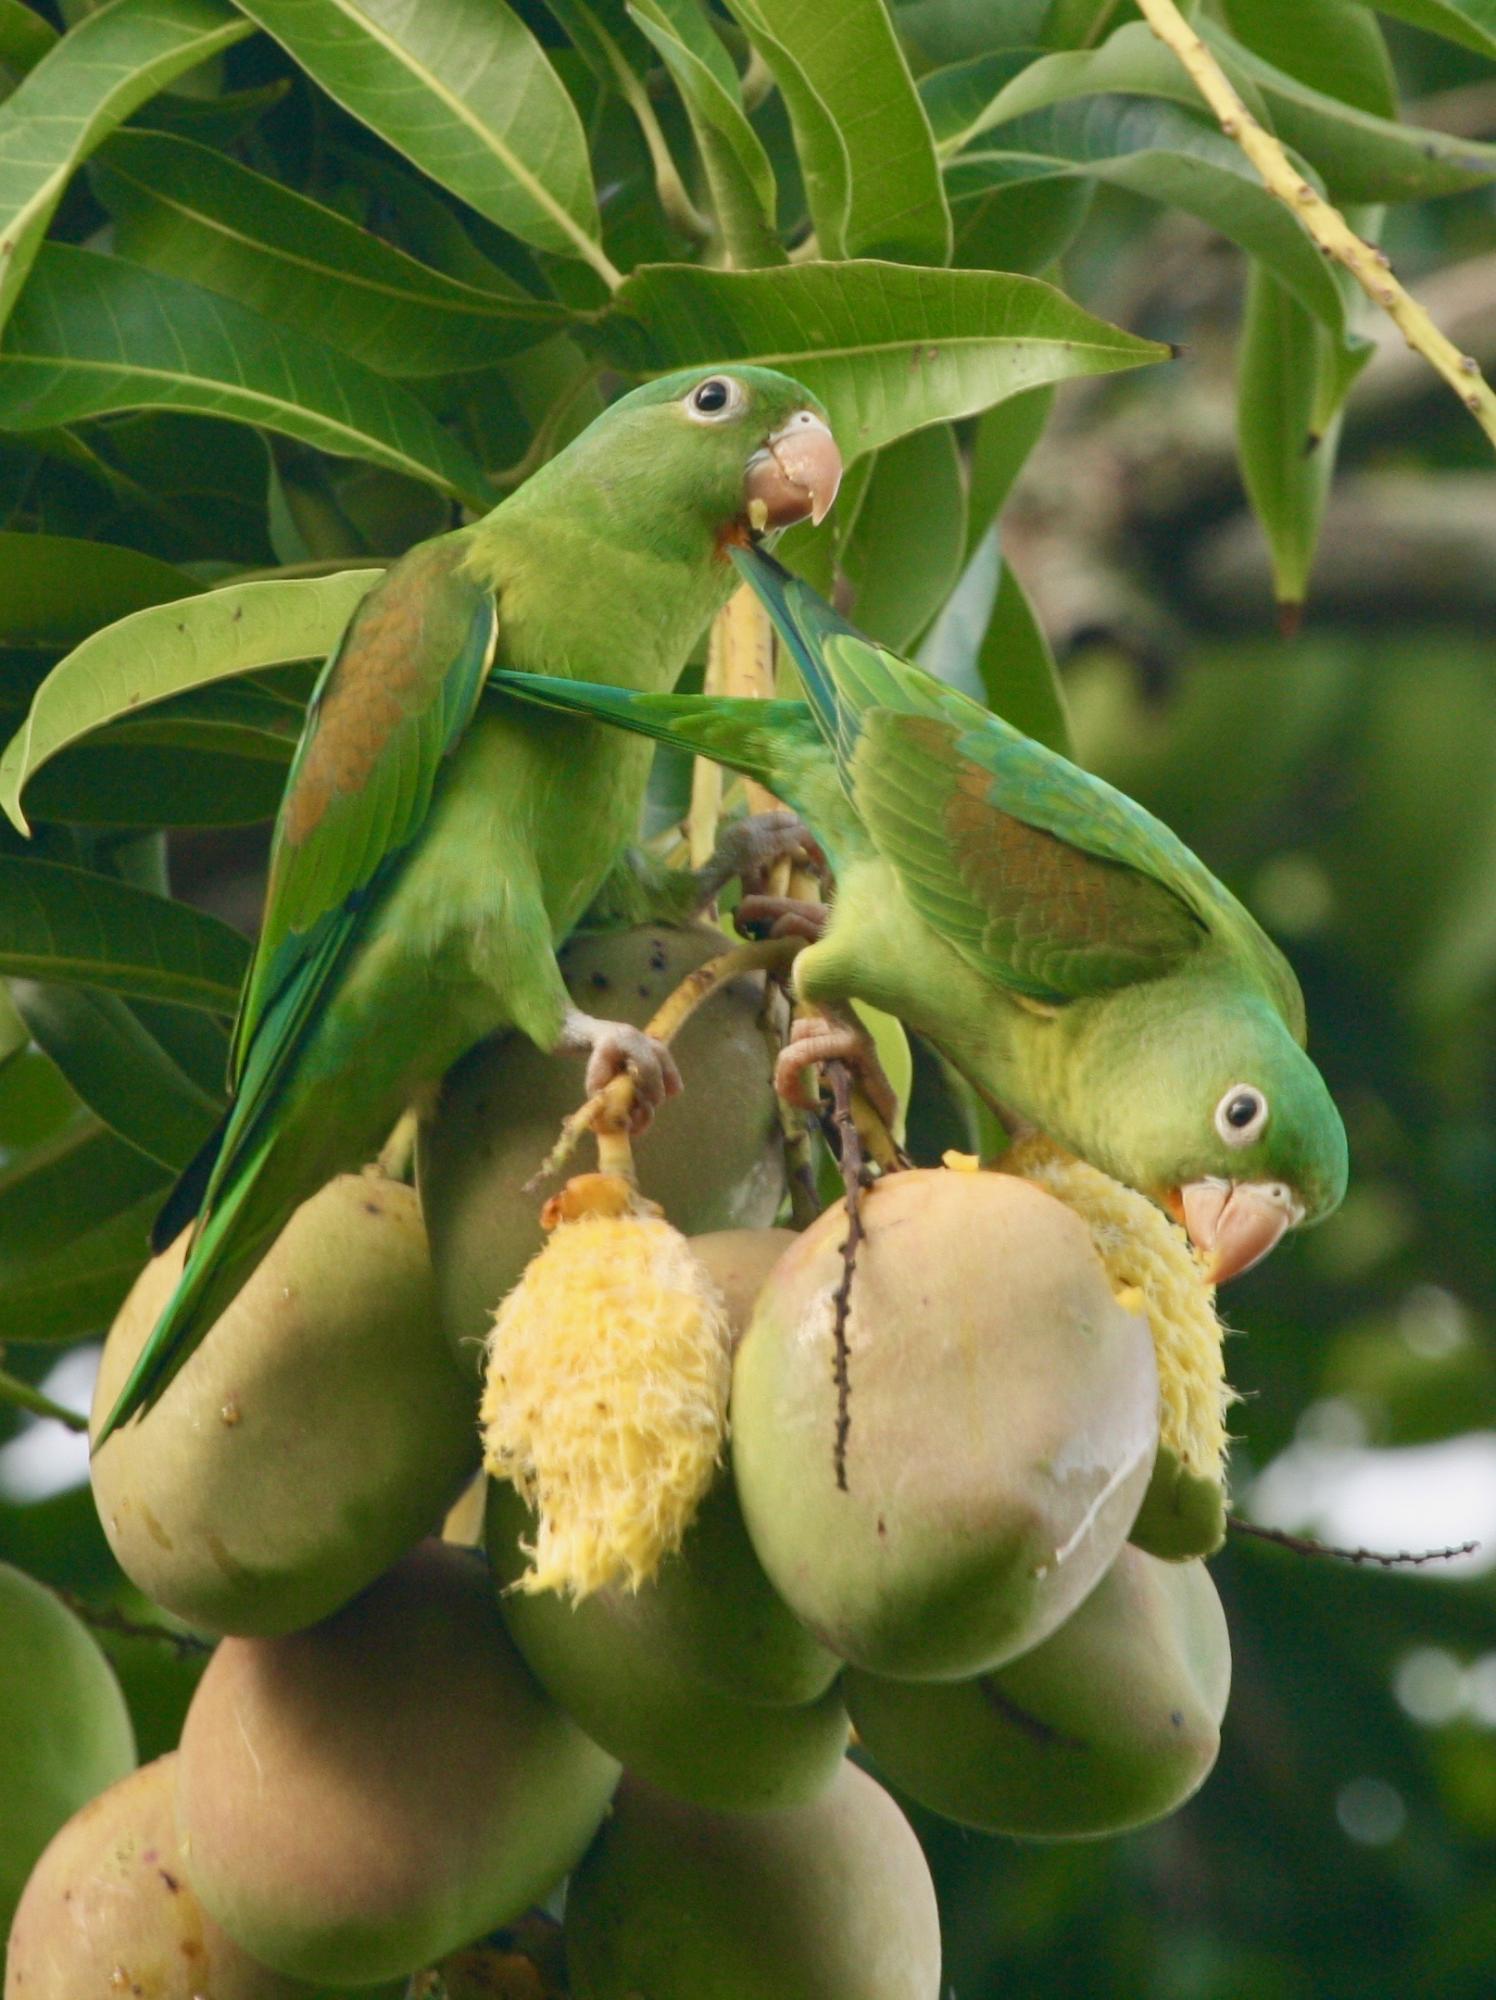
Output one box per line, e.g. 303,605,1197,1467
735,893,829,943
774,1010,899,1128
562,1010,684,1135
692,809,826,908
1179,1177,1304,1283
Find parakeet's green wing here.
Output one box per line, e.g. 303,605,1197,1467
732,544,1299,1018
229,536,497,1090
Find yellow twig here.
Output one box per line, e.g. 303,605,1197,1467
531,937,804,1187
1135,0,1496,450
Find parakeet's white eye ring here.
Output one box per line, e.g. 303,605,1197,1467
1215,1084,1269,1147
685,375,744,422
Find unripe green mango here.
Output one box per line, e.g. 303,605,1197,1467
489,1482,847,1811
565,1764,941,1999
418,924,787,1377
90,1174,479,1638
486,1225,834,1712
4,1756,336,2000
175,1542,619,1988
846,1544,1231,1838
0,1562,135,1936
732,1169,1159,1681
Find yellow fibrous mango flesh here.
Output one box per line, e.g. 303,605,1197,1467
1002,1136,1233,1508
481,1176,732,1599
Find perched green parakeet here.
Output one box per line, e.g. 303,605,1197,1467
96,372,842,1442
490,543,1349,1280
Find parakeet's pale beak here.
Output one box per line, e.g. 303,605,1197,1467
1177,1177,1306,1284
743,411,842,532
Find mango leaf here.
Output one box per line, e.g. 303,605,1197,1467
722,0,848,254
726,0,950,264
976,543,1070,759
0,857,248,1009
948,159,1092,275
919,49,1033,149
1222,0,1397,117
0,0,251,335
951,99,1355,340
629,0,784,267
591,260,1168,461
1,568,380,831
234,0,614,281
0,0,57,80
0,1109,166,1264
0,980,25,1069
8,981,222,1169
0,248,489,507
1237,267,1358,626
964,386,1053,560
841,423,967,651
93,130,566,377
1356,0,1496,59
1203,21,1496,204
0,533,198,649
0,1149,162,1344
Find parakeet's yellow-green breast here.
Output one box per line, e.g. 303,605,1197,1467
488,545,1348,1281
97,370,843,1444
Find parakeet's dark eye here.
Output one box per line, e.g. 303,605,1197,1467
684,375,744,423
1215,1085,1269,1147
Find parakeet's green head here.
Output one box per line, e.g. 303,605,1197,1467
1069,981,1349,1282
512,365,841,558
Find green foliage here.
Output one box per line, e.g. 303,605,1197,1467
0,0,1491,1992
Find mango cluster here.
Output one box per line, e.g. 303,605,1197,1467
4,924,1234,1999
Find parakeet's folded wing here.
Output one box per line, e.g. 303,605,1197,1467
174,536,496,1256
731,542,1297,1015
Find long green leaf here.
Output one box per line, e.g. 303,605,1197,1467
0,856,249,1009
0,0,251,334
1223,0,1397,118
951,99,1355,339
1204,21,1496,203
93,129,566,376
727,0,950,263
591,259,1167,460
841,422,967,651
976,546,1070,760
720,0,848,254
0,247,489,506
234,0,615,282
8,980,222,1168
0,533,198,649
0,1144,162,1344
1357,0,1496,58
2,568,380,831
0,0,57,81
629,0,783,267
0,1110,166,1263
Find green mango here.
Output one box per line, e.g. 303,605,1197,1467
490,1481,848,1811
565,1764,941,1999
90,1174,479,1638
846,1544,1231,1838
1130,1442,1228,1561
0,1563,136,1938
175,1543,619,1989
418,924,787,1377
732,1169,1159,1680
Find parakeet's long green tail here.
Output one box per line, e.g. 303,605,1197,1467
97,1134,285,1441
486,673,816,792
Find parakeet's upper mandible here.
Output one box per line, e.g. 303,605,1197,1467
95,367,842,1444
489,545,1348,1282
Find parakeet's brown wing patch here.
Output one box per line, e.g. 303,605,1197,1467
856,712,1203,1001
229,533,496,1090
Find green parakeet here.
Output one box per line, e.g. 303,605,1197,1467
96,372,843,1443
489,543,1349,1280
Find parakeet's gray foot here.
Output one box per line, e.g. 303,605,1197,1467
560,1009,683,1134
693,810,825,908
775,1011,899,1127
736,893,829,943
